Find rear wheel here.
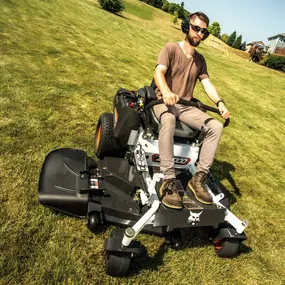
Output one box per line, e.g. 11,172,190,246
94,113,124,159
214,238,240,258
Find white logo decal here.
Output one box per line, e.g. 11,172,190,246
188,211,202,224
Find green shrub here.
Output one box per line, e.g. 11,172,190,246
264,54,285,71
172,11,178,25
98,0,125,13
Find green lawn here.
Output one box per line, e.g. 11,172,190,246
1,0,285,284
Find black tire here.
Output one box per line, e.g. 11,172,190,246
105,251,131,277
87,212,101,233
110,228,124,238
105,229,131,277
94,113,124,159
214,238,240,258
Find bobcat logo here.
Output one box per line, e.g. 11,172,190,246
188,211,202,225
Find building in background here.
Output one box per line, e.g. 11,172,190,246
267,33,285,55
246,41,265,52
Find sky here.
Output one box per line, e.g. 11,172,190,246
170,0,285,45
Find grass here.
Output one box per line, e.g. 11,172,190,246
1,0,285,284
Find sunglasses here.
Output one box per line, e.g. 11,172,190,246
190,23,209,35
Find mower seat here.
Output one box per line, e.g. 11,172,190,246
143,86,199,139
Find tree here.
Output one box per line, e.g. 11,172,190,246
221,33,229,43
183,9,190,19
152,0,163,8
139,0,162,7
167,2,177,14
161,0,169,12
98,0,124,13
226,31,236,47
139,0,190,19
240,41,247,51
208,22,221,38
172,11,178,25
232,35,242,49
174,3,184,18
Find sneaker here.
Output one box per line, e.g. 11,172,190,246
182,194,202,210
159,179,183,209
188,172,213,204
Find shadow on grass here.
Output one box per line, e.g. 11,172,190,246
239,242,252,255
113,13,129,20
129,230,211,275
129,228,252,275
172,26,181,30
210,159,241,206
130,242,168,274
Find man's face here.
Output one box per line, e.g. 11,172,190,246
187,16,208,47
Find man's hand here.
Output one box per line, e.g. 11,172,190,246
162,91,179,105
218,102,230,119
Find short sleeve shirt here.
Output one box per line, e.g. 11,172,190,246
155,42,209,100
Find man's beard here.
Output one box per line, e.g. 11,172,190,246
186,33,201,47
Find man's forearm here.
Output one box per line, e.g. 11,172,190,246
154,69,171,96
154,66,179,105
202,78,230,118
202,79,223,105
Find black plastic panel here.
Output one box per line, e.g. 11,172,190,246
38,148,95,217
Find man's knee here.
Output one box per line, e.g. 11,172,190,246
212,120,223,135
160,113,176,129
206,119,223,135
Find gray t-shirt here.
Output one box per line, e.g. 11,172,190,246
155,42,209,100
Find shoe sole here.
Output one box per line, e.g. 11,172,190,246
188,182,214,205
183,204,202,210
182,203,202,210
182,195,202,210
161,200,183,209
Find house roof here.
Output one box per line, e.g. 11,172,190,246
268,33,285,40
247,41,265,47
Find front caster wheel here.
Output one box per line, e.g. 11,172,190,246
214,238,240,258
87,212,101,233
167,229,182,249
105,251,131,277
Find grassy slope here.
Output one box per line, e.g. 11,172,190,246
0,0,285,284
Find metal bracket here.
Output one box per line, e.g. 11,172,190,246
188,167,248,234
121,173,162,247
207,186,248,234
138,189,149,205
134,145,148,172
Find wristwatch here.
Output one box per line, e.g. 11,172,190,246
216,99,225,107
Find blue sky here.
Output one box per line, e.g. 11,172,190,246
170,0,285,45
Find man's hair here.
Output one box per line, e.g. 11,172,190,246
189,12,210,27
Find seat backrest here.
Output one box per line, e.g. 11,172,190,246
143,84,199,139
148,107,199,139
144,85,157,102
